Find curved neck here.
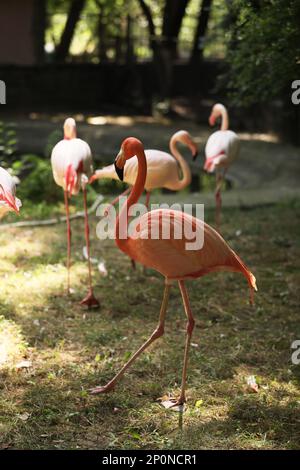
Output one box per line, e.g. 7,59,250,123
169,136,191,190
218,106,229,131
115,149,147,249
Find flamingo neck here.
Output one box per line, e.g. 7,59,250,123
218,105,229,131
169,136,191,190
115,148,147,249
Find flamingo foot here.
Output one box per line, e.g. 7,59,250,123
80,290,100,309
89,383,115,395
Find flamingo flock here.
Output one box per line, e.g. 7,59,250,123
1,104,257,407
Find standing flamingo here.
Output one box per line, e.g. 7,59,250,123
90,130,198,210
0,167,21,219
51,118,99,308
90,137,257,405
204,104,240,231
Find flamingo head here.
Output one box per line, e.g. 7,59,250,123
64,118,77,140
209,103,226,127
114,137,144,181
174,130,199,161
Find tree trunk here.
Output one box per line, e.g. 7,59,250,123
55,0,86,62
162,0,190,59
138,0,190,101
97,6,107,62
190,0,213,64
32,0,46,64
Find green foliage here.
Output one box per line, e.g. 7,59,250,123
44,130,62,158
225,0,300,105
0,121,18,166
14,155,61,203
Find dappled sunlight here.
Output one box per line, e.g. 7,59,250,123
0,231,50,261
239,132,279,143
0,316,27,369
0,262,92,313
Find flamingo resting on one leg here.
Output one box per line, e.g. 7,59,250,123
204,103,240,232
0,167,21,219
90,137,257,405
51,118,100,308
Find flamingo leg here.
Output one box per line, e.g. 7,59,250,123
80,187,100,308
215,171,223,233
169,281,195,406
64,190,72,294
90,283,170,394
145,191,151,211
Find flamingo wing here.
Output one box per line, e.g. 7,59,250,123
124,209,254,286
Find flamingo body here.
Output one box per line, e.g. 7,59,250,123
0,167,21,218
120,208,255,287
96,150,185,191
204,129,240,173
51,138,93,194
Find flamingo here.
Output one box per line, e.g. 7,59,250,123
90,130,198,210
0,167,21,219
204,104,240,231
51,118,99,308
90,137,257,405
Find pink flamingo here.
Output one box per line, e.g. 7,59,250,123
0,167,21,218
90,130,198,210
51,118,99,308
204,104,240,231
90,137,257,405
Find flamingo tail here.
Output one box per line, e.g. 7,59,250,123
232,253,257,305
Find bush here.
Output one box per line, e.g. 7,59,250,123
13,154,61,203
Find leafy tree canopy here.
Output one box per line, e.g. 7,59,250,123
226,0,300,106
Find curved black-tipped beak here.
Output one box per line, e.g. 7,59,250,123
192,151,198,161
114,161,124,181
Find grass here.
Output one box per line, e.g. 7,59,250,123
0,195,299,450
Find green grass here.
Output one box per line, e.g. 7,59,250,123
0,196,299,450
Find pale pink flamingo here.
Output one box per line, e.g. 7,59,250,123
0,167,21,219
90,130,198,210
90,137,257,405
204,104,240,231
51,118,99,308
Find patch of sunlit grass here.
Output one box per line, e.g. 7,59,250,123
0,316,27,369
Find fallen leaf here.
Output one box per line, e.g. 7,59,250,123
246,375,259,393
83,246,98,264
195,399,203,408
18,412,30,421
16,360,32,369
98,260,108,277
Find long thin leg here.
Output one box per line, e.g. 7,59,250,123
170,281,195,406
145,191,151,211
90,282,171,394
215,170,223,233
64,190,71,294
80,187,100,308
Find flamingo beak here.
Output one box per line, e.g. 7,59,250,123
192,146,199,161
114,149,125,181
209,115,215,126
